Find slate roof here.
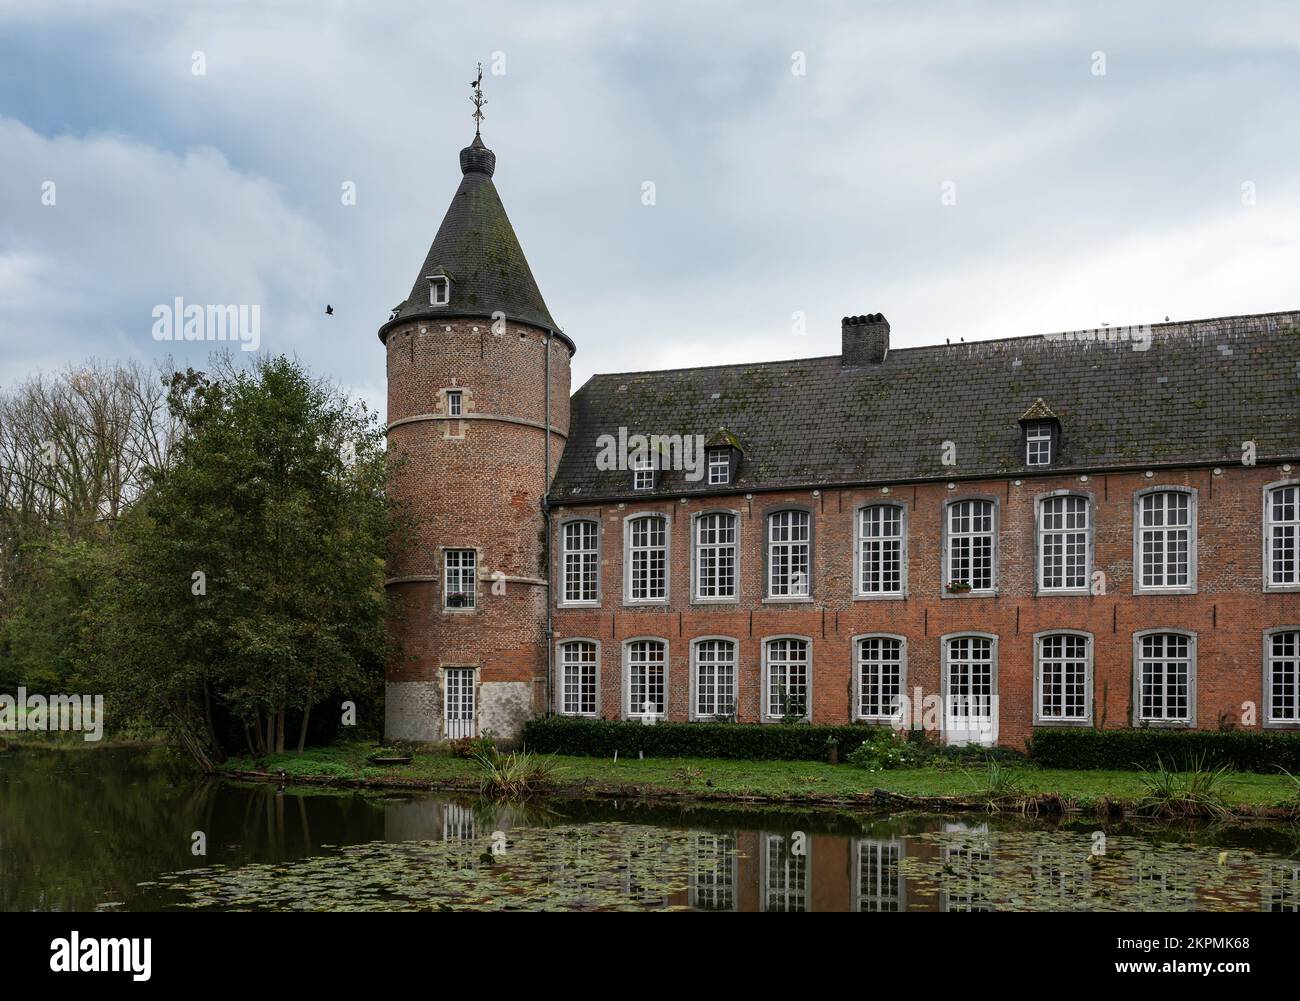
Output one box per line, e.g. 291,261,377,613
549,311,1300,504
379,134,562,342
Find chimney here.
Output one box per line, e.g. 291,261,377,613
842,313,889,366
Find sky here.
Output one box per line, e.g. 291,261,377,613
2,0,1299,420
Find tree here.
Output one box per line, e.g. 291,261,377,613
94,356,396,768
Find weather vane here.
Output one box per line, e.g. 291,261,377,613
470,62,486,136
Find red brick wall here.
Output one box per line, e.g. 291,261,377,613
385,316,570,702
551,464,1300,747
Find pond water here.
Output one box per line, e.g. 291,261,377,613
4,746,1300,912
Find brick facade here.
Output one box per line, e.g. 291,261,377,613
550,464,1300,747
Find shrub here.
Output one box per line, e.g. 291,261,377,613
473,748,555,798
522,716,897,761
1136,753,1233,819
844,729,927,771
1029,727,1300,773
449,731,497,760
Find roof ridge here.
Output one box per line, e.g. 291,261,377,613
585,309,1300,381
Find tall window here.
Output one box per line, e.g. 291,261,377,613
1267,630,1299,725
1025,422,1053,465
1039,495,1090,591
561,520,599,604
1137,490,1194,591
625,639,666,718
693,639,736,718
765,638,809,719
858,505,904,596
444,549,476,609
855,840,903,912
1266,484,1299,589
694,512,737,599
444,667,475,739
559,641,598,716
626,515,667,601
1036,633,1090,723
1136,632,1193,724
690,833,737,911
856,636,903,720
446,390,462,417
429,276,449,306
707,448,730,485
767,510,811,598
762,833,807,913
946,500,995,593
944,635,996,744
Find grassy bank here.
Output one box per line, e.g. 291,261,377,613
220,742,1300,817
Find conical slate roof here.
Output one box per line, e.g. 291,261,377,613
381,134,562,342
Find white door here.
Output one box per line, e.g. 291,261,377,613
944,638,997,746
444,668,476,739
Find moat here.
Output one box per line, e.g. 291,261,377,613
3,746,1299,912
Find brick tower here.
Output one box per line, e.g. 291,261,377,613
379,128,572,742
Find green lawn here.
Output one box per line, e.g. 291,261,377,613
222,743,1300,811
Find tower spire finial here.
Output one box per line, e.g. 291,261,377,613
470,62,486,136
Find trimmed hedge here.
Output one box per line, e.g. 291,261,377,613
1030,727,1300,774
522,716,893,761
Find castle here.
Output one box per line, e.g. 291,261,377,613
380,128,1300,748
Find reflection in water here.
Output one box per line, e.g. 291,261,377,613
5,747,1300,912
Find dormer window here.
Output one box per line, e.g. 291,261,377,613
428,275,450,306
447,390,462,417
1018,399,1061,468
1025,422,1053,465
707,448,730,485
632,454,656,492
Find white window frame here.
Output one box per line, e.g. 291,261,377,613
559,518,600,606
941,632,998,746
1036,491,1093,594
1033,630,1093,726
631,453,656,492
623,513,669,604
428,275,450,306
1025,422,1053,465
1133,486,1197,595
443,548,477,610
761,635,811,722
692,510,738,602
852,838,905,912
1264,480,1300,593
443,666,476,739
690,832,738,911
690,636,738,720
446,389,462,417
706,448,731,485
765,509,811,600
622,637,668,720
853,634,906,723
943,498,998,596
1132,629,1197,727
556,639,600,717
1264,627,1300,729
855,503,907,599
760,832,809,913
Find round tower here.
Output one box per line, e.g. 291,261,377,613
379,130,573,743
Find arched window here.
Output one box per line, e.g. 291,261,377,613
1038,494,1091,593
763,637,810,720
1265,483,1299,590
1034,632,1091,724
625,515,668,602
694,512,738,600
1133,630,1196,725
558,640,599,717
692,638,737,719
560,519,599,604
855,635,905,721
1134,488,1197,593
857,505,905,596
624,639,667,719
944,500,996,594
1265,629,1299,726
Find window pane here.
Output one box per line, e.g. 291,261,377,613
561,641,598,715
766,638,809,717
627,640,666,716
859,506,903,594
629,516,667,600
1038,633,1089,720
1269,631,1299,722
1139,633,1191,721
858,637,902,718
695,639,736,717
